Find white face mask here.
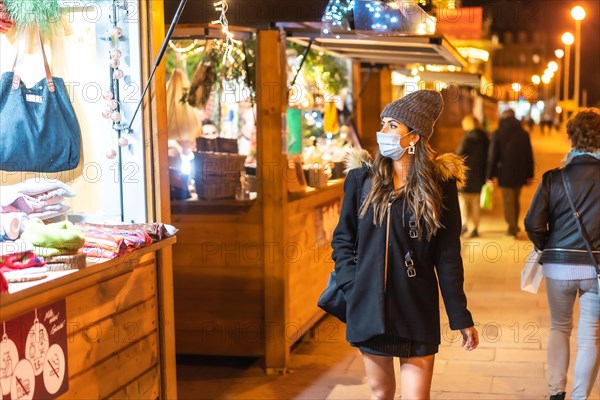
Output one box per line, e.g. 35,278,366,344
376,131,413,160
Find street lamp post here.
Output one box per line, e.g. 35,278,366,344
571,6,586,109
561,32,574,122
554,49,564,105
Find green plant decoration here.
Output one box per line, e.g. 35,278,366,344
4,0,62,35
166,37,256,108
287,42,348,94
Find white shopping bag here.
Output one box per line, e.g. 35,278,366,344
521,250,543,293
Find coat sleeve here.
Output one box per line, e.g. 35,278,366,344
524,134,535,180
434,179,474,330
331,168,361,287
524,171,551,249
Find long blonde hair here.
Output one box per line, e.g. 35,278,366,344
358,139,444,240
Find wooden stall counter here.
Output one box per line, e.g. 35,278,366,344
0,237,177,399
171,179,345,372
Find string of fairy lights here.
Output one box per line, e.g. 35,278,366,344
321,0,354,35
211,0,241,64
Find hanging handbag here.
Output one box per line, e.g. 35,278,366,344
561,170,600,290
520,249,543,293
317,175,372,323
0,27,81,173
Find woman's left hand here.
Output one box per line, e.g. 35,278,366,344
459,326,479,351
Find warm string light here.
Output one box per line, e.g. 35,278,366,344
169,40,206,59
211,0,241,64
321,0,354,36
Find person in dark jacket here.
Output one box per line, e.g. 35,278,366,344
486,108,534,237
457,114,489,238
525,108,600,400
331,90,478,400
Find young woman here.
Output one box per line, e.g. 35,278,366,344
331,90,478,400
525,108,600,400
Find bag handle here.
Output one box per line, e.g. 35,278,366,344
11,26,55,92
561,169,600,287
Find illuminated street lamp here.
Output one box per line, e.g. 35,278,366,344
532,75,541,85
541,75,551,84
561,32,574,106
554,50,564,102
571,5,585,108
548,61,558,72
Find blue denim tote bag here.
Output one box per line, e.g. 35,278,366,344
0,28,81,172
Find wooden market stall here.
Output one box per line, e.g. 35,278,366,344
0,1,177,398
171,30,345,373
167,5,473,373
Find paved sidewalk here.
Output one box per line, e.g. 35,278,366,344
177,127,599,399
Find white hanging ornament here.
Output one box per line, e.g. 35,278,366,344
110,58,120,69
113,26,123,38
113,69,124,80
106,148,117,159
101,109,112,119
111,111,122,122
118,137,129,147
111,49,122,59
108,100,118,110
102,90,113,100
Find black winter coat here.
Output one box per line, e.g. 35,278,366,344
331,152,474,345
457,128,490,193
486,117,534,187
524,155,600,265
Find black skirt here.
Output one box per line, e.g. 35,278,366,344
350,334,438,358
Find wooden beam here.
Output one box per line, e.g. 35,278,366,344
256,30,290,373
144,1,177,398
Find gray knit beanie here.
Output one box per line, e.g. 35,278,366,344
380,90,444,140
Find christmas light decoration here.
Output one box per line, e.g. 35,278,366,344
211,0,241,64
321,0,354,36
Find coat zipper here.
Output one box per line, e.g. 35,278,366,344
385,202,391,294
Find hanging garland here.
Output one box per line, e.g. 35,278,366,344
171,37,255,108
287,42,348,94
3,0,62,35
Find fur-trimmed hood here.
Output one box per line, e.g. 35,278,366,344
343,148,466,187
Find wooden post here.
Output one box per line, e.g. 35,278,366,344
352,61,363,140
256,30,290,374
142,1,177,397
380,67,392,107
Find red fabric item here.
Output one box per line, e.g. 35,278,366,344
0,271,8,293
0,251,46,272
0,1,12,35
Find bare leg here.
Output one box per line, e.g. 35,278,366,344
399,355,435,400
361,351,396,400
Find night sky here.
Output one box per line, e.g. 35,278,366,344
462,0,600,107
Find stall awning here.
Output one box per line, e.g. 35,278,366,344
279,22,468,68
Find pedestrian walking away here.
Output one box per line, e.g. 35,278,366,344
524,108,600,400
486,108,534,237
457,114,490,238
330,90,479,400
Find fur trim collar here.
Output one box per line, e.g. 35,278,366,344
344,149,466,186
432,153,466,187
343,148,372,174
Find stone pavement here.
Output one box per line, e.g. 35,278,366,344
177,126,599,399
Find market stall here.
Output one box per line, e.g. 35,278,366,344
168,27,349,373
166,0,472,373
0,1,177,398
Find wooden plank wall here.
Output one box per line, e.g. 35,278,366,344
171,208,265,356
287,186,343,340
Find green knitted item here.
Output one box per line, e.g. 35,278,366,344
21,219,85,251
3,0,62,35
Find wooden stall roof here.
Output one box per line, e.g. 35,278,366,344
280,22,468,68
